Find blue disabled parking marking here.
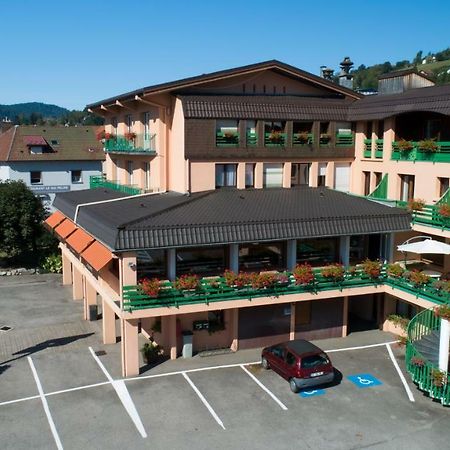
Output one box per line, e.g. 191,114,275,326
347,373,382,388
299,389,326,398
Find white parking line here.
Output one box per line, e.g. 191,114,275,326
385,344,415,402
27,357,64,450
182,372,226,430
240,364,288,410
325,341,398,353
88,347,148,438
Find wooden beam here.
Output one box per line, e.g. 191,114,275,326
134,95,166,109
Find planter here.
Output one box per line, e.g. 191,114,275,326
383,319,407,338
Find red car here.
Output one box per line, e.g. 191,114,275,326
261,339,335,393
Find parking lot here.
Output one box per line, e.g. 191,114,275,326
1,275,450,449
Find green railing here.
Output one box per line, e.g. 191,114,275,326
336,133,354,147
395,200,450,231
292,133,314,146
264,132,286,146
123,265,450,312
368,174,388,199
89,175,142,195
246,132,257,146
375,139,384,158
216,131,239,147
406,308,450,406
392,141,450,163
363,139,372,158
104,133,156,154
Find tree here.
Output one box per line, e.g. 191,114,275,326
413,50,423,65
0,181,46,262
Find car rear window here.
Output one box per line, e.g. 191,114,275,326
301,353,329,369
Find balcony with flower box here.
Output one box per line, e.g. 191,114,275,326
292,132,314,146
103,132,156,155
391,140,450,163
335,132,354,147
264,131,286,147
216,131,240,147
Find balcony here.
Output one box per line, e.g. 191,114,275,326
363,139,372,158
335,133,354,147
246,131,257,146
264,132,286,146
123,263,450,311
375,139,383,158
90,175,142,195
395,200,450,231
104,133,156,155
216,131,239,147
392,141,450,163
292,132,314,146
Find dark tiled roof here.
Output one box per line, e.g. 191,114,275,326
86,60,361,108
1,126,105,162
180,95,353,121
349,84,450,120
55,187,411,251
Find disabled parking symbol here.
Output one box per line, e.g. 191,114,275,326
347,373,382,389
299,389,326,398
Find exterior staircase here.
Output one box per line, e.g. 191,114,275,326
413,330,440,366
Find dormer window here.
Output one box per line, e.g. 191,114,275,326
30,146,44,154
23,135,50,154
50,139,59,145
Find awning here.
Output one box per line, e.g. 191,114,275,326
66,228,95,254
54,219,77,240
81,241,114,272
44,211,66,229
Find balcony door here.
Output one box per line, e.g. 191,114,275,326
400,174,415,201
291,163,310,187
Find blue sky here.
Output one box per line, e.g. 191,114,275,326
2,0,449,110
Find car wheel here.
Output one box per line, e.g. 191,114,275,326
289,378,299,393
261,356,270,370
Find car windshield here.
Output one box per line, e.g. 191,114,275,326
301,353,329,369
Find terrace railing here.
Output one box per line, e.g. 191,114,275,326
395,200,450,231
264,132,286,146
375,139,384,158
89,175,142,195
104,133,156,154
246,131,258,146
292,133,314,146
216,131,239,147
392,141,450,163
335,133,354,147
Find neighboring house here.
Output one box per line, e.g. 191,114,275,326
0,125,104,210
46,60,450,404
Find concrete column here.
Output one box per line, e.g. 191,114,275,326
286,239,297,270
383,117,395,162
342,296,349,337
309,162,318,187
162,315,177,359
229,244,239,272
339,236,350,266
84,281,97,321
72,266,83,300
384,233,394,263
237,163,246,189
230,308,239,351
166,248,176,281
121,318,140,377
355,122,366,160
326,161,335,188
62,252,72,285
102,297,116,344
439,318,450,373
290,303,296,340
254,162,263,189
283,162,291,188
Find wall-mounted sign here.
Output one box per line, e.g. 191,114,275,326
30,185,71,193
193,320,209,331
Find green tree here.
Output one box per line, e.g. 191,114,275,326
0,181,46,262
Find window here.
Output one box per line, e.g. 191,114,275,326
239,242,284,272
30,171,42,185
143,112,150,138
143,162,151,190
363,171,370,196
292,121,313,145
297,237,338,267
263,163,283,188
264,121,286,145
291,163,310,187
215,164,237,188
285,352,296,366
245,163,255,188
208,310,225,330
71,170,82,184
374,172,382,188
317,163,326,187
400,174,415,201
111,117,117,133
176,246,225,276
366,121,373,139
334,163,350,192
30,146,44,154
127,160,133,184
216,120,239,146
126,114,133,133
301,353,329,369
50,139,59,146
271,346,283,358
137,249,166,279
439,177,449,197
246,120,257,146
376,120,384,138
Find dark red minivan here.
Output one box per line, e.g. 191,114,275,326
261,339,335,393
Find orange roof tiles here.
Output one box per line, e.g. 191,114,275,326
54,219,77,239
44,211,66,229
66,228,94,254
81,241,113,272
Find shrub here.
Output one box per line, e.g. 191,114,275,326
438,203,450,218
296,131,310,143
139,278,161,298
361,259,382,278
321,264,345,282
223,270,252,288
141,341,164,364
387,263,404,278
277,272,291,285
268,131,283,143
408,270,430,287
408,198,425,211
397,139,414,151
431,368,446,387
410,356,425,367
124,131,136,140
347,266,357,277
251,272,277,289
223,131,238,140
434,304,450,320
41,254,62,273
417,139,438,152
293,263,315,285
432,280,450,293
175,274,200,291
386,314,409,330
104,132,115,140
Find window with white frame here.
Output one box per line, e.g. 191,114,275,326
263,163,283,188
71,170,82,184
30,171,42,185
215,164,237,188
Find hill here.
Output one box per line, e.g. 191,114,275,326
0,102,69,121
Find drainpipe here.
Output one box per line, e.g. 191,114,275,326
439,318,450,372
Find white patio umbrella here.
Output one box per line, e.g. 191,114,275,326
397,237,450,255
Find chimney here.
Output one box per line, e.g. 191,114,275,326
321,66,334,81
338,56,354,89
0,117,14,134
